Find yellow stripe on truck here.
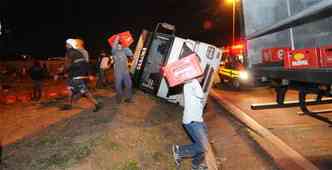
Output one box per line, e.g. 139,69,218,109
219,68,240,78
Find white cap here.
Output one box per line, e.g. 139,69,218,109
66,39,78,49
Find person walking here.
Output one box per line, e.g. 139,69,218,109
29,60,45,101
111,35,134,103
171,77,209,170
63,38,102,112
96,52,111,88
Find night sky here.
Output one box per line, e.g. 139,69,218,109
0,0,236,58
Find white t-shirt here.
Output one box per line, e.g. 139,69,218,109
182,79,204,124
100,56,110,69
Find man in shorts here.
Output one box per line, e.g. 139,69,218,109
63,38,102,112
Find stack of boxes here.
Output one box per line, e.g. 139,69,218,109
262,48,290,63
318,45,332,68
262,46,332,69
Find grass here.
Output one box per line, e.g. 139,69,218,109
116,160,140,170
152,151,165,161
93,115,113,124
107,141,121,151
31,141,95,170
38,136,59,146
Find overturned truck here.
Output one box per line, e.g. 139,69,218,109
130,24,221,106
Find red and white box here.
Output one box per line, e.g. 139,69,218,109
262,48,290,63
284,48,320,69
163,53,203,87
318,45,332,68
108,31,134,48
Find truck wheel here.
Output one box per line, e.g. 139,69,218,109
217,75,225,88
299,87,310,113
219,75,225,84
275,86,288,105
232,80,240,89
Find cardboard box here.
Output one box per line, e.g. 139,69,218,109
17,94,31,103
108,31,134,48
163,53,203,87
284,48,320,69
4,95,16,104
262,48,290,63
319,45,332,68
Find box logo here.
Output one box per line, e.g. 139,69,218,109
293,53,305,61
292,53,308,66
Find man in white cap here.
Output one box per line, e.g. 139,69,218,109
63,39,102,112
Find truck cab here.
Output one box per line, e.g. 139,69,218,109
218,43,250,89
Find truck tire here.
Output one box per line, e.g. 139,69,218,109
232,80,240,89
275,86,288,105
219,75,225,84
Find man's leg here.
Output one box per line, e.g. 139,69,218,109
123,73,133,102
79,79,102,112
96,71,102,88
85,91,98,105
188,122,209,169
115,74,124,103
175,122,209,168
32,81,37,100
63,79,77,110
100,69,106,87
37,81,43,100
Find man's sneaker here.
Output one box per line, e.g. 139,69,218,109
192,163,208,170
116,95,122,104
93,102,103,112
124,98,133,103
172,144,181,167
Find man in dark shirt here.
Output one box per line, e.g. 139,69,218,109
63,39,102,112
29,60,45,101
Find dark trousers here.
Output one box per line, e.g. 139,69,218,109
32,80,43,100
96,69,108,88
115,72,132,100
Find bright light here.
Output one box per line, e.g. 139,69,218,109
231,44,244,50
226,0,239,5
239,71,249,80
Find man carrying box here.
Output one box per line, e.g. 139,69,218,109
111,35,134,103
162,52,209,170
172,77,209,170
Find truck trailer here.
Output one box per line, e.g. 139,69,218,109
130,23,221,107
238,0,332,116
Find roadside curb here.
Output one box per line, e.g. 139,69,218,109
210,89,319,170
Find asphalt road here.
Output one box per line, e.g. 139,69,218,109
211,86,332,170
205,98,280,170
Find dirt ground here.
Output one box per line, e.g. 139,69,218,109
1,76,280,170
